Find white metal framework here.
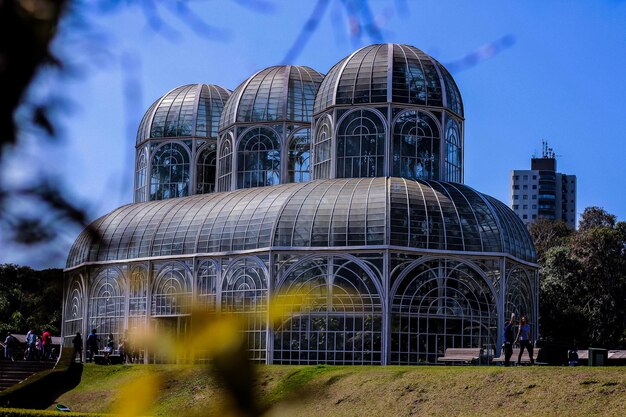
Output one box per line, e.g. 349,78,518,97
64,43,538,366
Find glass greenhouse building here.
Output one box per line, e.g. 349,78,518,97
63,44,538,365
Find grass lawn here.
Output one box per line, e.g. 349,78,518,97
49,364,626,416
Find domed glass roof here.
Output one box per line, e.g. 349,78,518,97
314,44,463,116
219,66,324,130
137,84,231,144
67,178,535,268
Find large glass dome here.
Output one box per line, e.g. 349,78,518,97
137,84,231,144
314,43,463,116
64,43,538,367
67,178,535,268
219,66,323,130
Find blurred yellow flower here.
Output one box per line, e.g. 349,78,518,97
113,373,161,417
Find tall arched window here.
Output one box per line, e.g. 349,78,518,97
392,110,440,180
150,143,190,200
336,109,385,178
221,258,267,362
64,278,83,346
312,118,332,179
288,129,311,183
197,261,217,309
217,136,232,192
391,259,497,364
89,268,125,344
196,144,217,194
129,267,147,317
445,118,461,182
273,256,383,365
151,263,192,316
505,268,535,328
237,127,281,189
135,150,148,202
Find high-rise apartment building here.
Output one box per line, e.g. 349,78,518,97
511,142,577,228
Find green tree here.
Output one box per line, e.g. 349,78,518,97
0,264,63,335
536,208,626,348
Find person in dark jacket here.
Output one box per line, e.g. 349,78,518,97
86,329,99,362
72,332,83,363
503,313,515,366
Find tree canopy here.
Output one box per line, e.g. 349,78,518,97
536,207,626,348
0,264,63,336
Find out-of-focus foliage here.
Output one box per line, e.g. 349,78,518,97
114,288,316,417
0,264,63,335
536,207,626,348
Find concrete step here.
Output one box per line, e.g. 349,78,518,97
0,361,56,392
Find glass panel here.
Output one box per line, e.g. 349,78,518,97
392,110,440,180
336,110,385,178
150,143,190,200
196,144,217,194
288,128,311,183
217,136,233,192
134,149,148,202
237,127,281,189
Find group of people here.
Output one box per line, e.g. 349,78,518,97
72,329,137,364
502,313,535,366
2,330,55,361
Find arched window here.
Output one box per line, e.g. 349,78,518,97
217,136,232,192
150,143,190,200
129,267,147,317
288,129,311,183
196,144,217,194
392,111,440,180
64,278,83,346
237,127,281,189
336,110,385,178
221,258,267,362
445,118,462,182
274,256,383,365
135,150,148,202
151,263,192,316
312,118,331,179
89,268,125,344
505,268,536,331
391,259,497,364
197,261,217,309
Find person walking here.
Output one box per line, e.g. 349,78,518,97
41,329,52,359
503,313,515,366
86,329,99,362
35,336,43,360
72,332,83,363
4,332,15,362
514,315,534,365
104,333,115,365
25,329,36,360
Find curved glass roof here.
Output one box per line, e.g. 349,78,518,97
137,84,231,144
314,44,463,116
67,178,535,268
219,66,324,130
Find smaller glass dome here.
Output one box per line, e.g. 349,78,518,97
219,66,324,130
137,84,231,144
314,43,463,116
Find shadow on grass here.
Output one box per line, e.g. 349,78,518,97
0,350,83,409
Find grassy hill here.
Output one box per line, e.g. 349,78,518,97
50,364,626,416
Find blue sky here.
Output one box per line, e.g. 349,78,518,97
2,0,626,268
